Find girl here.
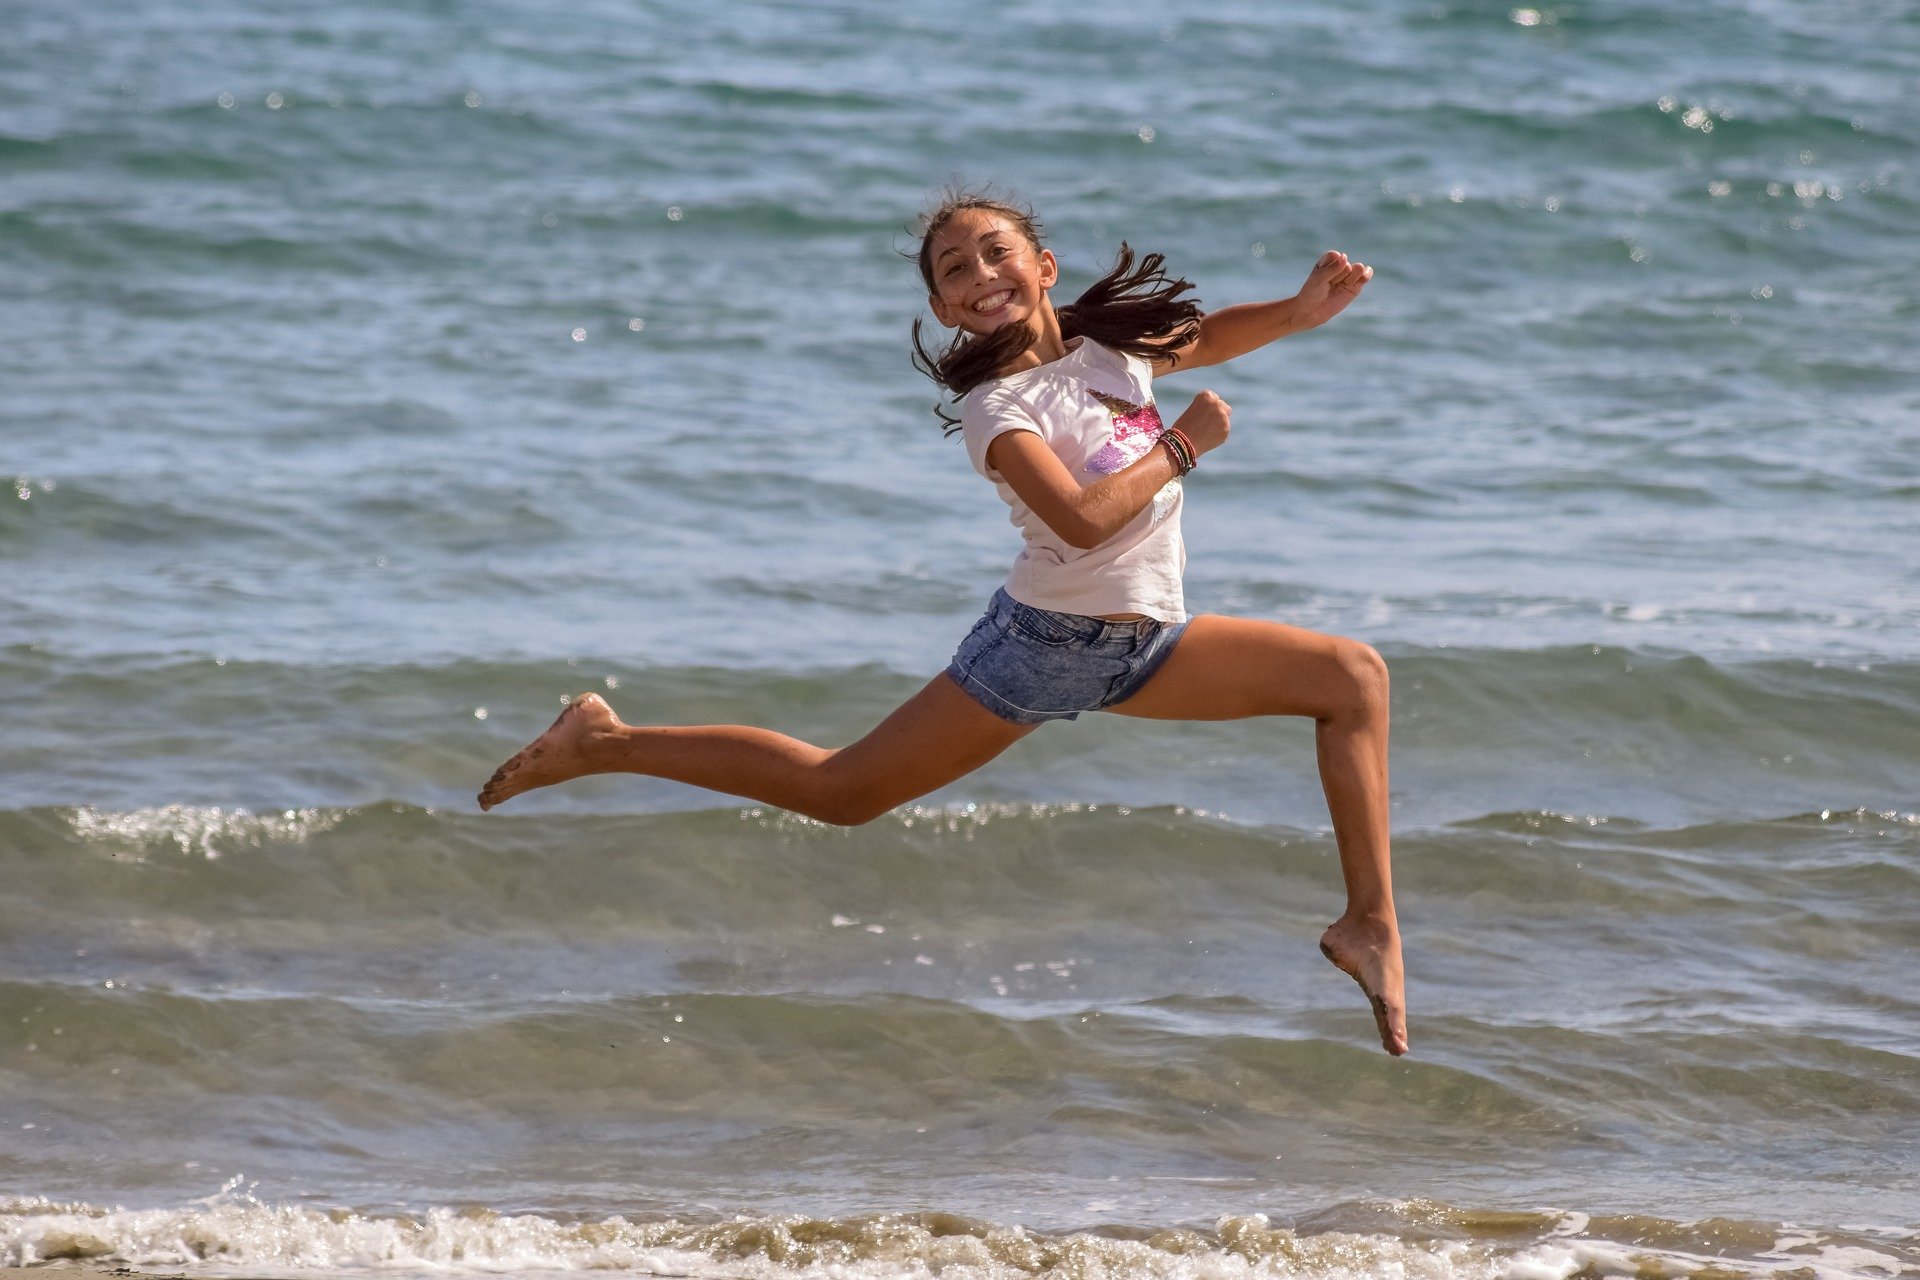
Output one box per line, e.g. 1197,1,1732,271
479,191,1406,1056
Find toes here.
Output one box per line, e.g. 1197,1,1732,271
1385,1025,1409,1056
1372,996,1409,1056
478,755,524,811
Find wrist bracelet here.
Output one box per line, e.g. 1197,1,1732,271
1161,432,1193,476
1159,427,1190,474
1159,433,1190,474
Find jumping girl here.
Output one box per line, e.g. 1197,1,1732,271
479,190,1407,1055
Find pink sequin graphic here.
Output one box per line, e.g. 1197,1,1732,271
1084,386,1166,474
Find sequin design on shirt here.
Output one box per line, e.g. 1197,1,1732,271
1083,386,1166,474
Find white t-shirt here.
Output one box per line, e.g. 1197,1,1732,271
960,338,1186,622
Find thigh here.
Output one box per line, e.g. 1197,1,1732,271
823,672,1038,810
1107,614,1368,722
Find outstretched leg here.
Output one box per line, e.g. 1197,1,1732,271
1110,616,1407,1055
478,674,1034,825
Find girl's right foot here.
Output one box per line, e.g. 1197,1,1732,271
1319,912,1409,1056
477,693,621,810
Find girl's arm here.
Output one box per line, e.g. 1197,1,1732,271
1153,250,1373,375
984,392,1231,550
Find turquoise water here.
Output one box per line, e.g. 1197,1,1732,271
3,1,1918,1277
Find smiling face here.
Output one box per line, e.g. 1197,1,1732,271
923,207,1058,336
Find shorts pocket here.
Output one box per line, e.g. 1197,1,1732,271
950,613,1005,669
1008,605,1088,648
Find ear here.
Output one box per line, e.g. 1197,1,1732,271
1038,248,1058,289
927,292,958,329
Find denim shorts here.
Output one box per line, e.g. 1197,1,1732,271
945,588,1190,725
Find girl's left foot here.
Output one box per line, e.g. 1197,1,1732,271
1319,913,1409,1055
477,693,621,811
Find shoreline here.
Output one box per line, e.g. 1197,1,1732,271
3,1270,194,1279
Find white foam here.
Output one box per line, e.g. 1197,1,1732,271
68,804,345,860
1,1199,1912,1280
0,1200,1502,1280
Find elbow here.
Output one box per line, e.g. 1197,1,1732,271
1037,497,1119,550
1036,505,1108,550
1058,514,1110,550
1166,338,1216,373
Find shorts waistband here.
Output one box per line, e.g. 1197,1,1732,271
991,587,1157,639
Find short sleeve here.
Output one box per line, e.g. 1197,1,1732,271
959,385,1044,480
1124,351,1157,397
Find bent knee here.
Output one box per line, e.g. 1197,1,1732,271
803,789,895,828
1329,639,1390,718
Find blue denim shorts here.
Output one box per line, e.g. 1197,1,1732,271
945,588,1190,725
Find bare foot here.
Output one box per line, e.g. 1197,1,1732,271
1319,913,1409,1056
477,693,622,811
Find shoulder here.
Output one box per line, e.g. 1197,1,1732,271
961,342,1106,438
1077,340,1156,400
959,382,1044,477
1116,346,1158,389
960,381,1041,436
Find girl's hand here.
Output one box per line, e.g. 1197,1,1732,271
1173,390,1231,457
1294,250,1373,329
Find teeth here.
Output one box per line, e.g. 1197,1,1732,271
972,291,1013,313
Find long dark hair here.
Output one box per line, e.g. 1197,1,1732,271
909,192,1203,433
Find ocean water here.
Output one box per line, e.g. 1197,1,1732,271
3,0,1918,1277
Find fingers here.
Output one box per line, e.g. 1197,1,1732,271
1311,249,1348,277
1334,261,1374,292
1310,250,1373,288
1173,389,1231,455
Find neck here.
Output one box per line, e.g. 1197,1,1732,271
989,297,1068,378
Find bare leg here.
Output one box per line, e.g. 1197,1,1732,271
1110,615,1407,1055
478,675,1034,825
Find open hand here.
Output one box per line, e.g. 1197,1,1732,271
1294,250,1373,329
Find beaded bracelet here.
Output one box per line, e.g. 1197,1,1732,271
1161,433,1192,475
1159,427,1190,468
1159,427,1190,474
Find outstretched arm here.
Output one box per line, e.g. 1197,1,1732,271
1153,250,1373,375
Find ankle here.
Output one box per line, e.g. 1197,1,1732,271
1338,905,1398,930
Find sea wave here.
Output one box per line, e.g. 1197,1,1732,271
1,1197,1914,1279
3,798,1914,925
67,803,345,859
4,796,1916,1154
3,644,1917,821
